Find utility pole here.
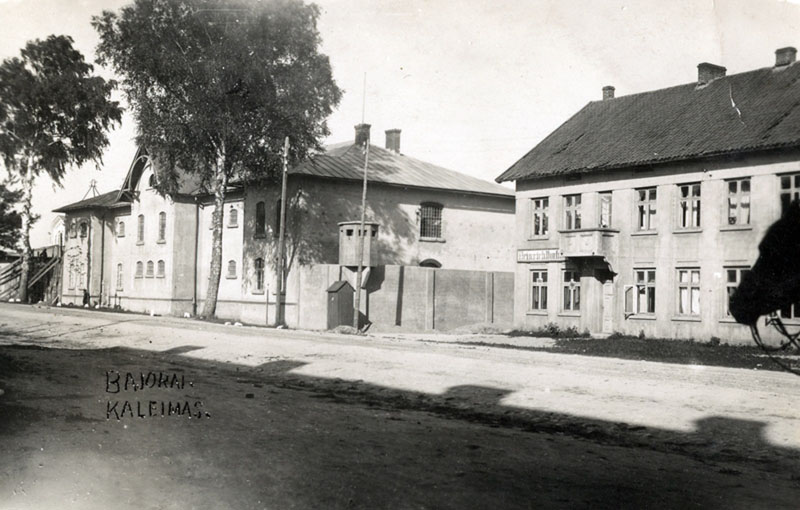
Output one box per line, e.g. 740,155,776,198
274,136,289,326
353,140,370,329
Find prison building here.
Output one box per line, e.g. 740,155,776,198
54,124,515,328
496,47,800,344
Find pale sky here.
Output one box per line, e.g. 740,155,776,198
2,0,800,246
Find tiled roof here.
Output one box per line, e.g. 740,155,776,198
53,190,127,213
497,63,800,182
293,142,514,197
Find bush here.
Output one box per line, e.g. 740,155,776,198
708,336,721,346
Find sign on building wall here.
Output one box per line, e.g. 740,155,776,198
517,248,563,263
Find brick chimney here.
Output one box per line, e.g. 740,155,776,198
354,123,371,147
697,63,726,85
602,86,615,100
385,129,401,152
775,47,797,67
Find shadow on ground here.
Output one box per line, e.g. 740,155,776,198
0,343,797,509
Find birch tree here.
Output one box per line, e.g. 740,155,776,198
93,0,341,317
0,35,122,302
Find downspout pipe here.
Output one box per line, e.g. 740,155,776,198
192,198,200,316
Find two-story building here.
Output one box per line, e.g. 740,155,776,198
55,124,515,328
497,47,800,344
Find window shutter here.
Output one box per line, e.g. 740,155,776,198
624,285,637,317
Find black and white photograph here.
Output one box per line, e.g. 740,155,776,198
1,0,800,508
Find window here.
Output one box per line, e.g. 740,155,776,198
116,264,123,291
636,188,657,231
255,201,266,236
530,198,549,237
68,221,77,239
635,269,656,314
563,195,581,230
598,192,612,228
677,269,700,316
228,207,238,228
420,259,442,268
137,214,144,243
146,260,154,278
563,270,580,311
779,173,800,213
726,179,750,225
227,260,237,279
135,261,143,278
678,183,701,229
79,222,88,238
420,203,443,238
157,260,165,278
117,221,125,238
254,257,264,292
68,263,75,288
529,270,548,311
158,212,166,242
148,173,157,188
725,267,750,317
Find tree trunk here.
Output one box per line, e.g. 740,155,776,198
17,159,33,303
201,156,227,318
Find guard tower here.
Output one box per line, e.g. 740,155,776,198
338,221,379,266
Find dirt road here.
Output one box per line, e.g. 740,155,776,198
1,303,799,509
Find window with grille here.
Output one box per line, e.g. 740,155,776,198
726,179,750,225
563,270,580,311
725,267,750,317
678,183,701,229
529,270,548,310
228,207,238,228
677,268,700,315
635,269,656,314
227,260,237,279
146,260,154,278
135,261,143,278
530,198,549,237
254,258,264,292
157,260,165,278
137,214,144,243
420,203,443,239
116,264,123,291
117,221,125,238
563,195,581,230
598,192,612,228
636,188,657,231
158,212,166,242
780,173,800,213
255,201,266,236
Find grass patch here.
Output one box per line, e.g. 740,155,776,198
508,322,591,339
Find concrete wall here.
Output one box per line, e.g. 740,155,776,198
512,150,800,345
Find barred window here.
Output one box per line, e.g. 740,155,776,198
146,260,154,278
254,258,264,292
727,179,750,225
227,260,237,279
157,260,165,278
420,203,443,239
780,173,800,213
135,261,143,278
228,207,238,228
117,220,125,238
636,188,657,231
530,270,548,311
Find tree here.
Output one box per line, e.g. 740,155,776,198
0,35,122,302
93,0,342,318
0,178,23,251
